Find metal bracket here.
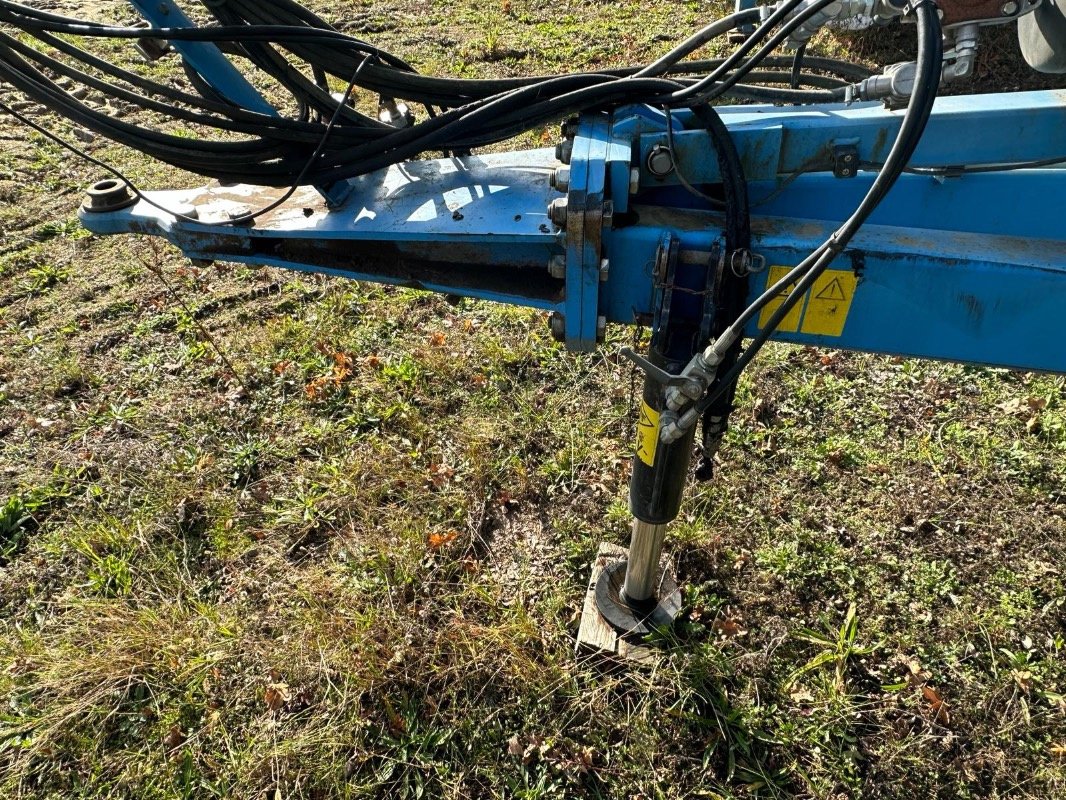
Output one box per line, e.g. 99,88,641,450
833,142,860,178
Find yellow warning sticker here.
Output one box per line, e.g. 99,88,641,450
757,265,804,333
757,267,857,338
635,400,659,467
800,271,857,337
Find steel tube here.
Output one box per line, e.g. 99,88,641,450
622,519,667,602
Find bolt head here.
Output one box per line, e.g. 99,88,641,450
555,139,573,165
1001,0,1018,13
548,254,566,279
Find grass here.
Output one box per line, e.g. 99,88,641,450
1,0,1066,798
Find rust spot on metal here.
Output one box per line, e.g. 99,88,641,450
935,0,1018,26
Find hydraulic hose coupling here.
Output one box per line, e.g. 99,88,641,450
772,0,904,49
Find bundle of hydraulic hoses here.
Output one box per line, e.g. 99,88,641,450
0,0,874,184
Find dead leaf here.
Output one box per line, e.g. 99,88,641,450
507,734,523,757
428,529,458,551
1050,743,1066,757
264,682,291,711
922,685,950,724
163,724,185,749
712,617,743,637
1012,670,1034,693
304,376,329,400
429,331,446,347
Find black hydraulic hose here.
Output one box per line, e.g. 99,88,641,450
660,0,817,104
667,0,840,105
687,103,751,478
635,8,762,77
0,0,874,183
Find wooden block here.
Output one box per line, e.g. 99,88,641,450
574,542,679,667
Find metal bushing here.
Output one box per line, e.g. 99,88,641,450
646,144,675,179
82,178,137,213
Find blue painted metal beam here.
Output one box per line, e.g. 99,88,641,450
623,90,1066,189
81,149,564,311
605,203,1066,372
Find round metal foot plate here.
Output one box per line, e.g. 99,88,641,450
594,559,681,638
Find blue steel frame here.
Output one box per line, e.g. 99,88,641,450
77,0,1066,371
81,84,1066,373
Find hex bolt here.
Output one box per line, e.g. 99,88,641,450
549,312,566,342
555,139,573,165
548,254,566,279
1000,0,1018,12
550,166,571,193
601,200,614,227
629,166,641,196
547,197,568,228
596,315,607,343
646,144,675,178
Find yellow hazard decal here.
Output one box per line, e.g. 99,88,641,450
757,266,857,337
757,265,804,333
635,400,659,467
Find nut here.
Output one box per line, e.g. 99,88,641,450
550,166,571,193
547,197,568,228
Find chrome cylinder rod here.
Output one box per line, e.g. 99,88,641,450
622,519,667,603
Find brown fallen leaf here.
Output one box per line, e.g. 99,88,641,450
428,529,458,551
507,734,523,757
712,617,743,637
922,685,950,724
163,724,185,750
1049,743,1066,758
264,682,291,712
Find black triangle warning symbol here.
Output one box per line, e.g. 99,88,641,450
815,277,847,301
